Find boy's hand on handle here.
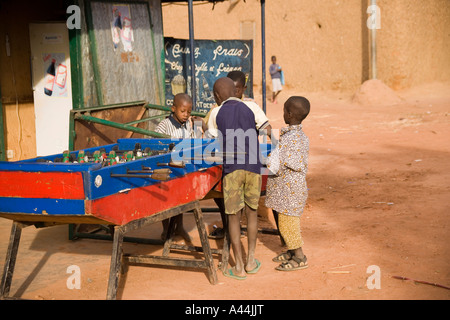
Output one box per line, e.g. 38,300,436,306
190,115,207,132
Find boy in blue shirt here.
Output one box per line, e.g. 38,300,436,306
208,77,263,280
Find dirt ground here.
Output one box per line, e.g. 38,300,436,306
0,81,449,301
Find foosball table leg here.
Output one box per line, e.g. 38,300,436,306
0,221,23,299
106,226,124,300
162,217,176,257
193,203,217,285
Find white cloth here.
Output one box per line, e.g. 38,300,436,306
272,78,283,92
206,97,269,138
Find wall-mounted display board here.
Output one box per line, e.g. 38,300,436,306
164,37,253,114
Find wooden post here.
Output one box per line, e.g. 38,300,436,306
106,226,124,300
193,203,217,285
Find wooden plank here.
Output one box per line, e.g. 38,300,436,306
125,105,147,138
123,254,206,269
0,213,110,225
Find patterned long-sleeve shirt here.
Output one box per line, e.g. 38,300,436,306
265,124,309,216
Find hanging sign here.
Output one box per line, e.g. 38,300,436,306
164,37,253,114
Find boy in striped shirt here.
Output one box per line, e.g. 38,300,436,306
155,93,205,139
155,93,205,243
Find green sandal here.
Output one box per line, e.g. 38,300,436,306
272,251,292,262
275,256,308,271
223,268,247,280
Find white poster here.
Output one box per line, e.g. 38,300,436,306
29,23,72,157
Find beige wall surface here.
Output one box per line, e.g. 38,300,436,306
377,0,450,90
162,0,450,93
0,0,67,161
1,0,449,161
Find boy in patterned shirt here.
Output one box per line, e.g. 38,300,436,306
265,96,310,271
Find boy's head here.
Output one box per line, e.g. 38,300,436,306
283,96,310,125
213,77,235,106
271,55,277,64
172,93,192,124
227,71,247,99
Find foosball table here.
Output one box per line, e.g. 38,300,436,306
0,138,271,299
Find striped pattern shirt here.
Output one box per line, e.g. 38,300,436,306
155,114,202,139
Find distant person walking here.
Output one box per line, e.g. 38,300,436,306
269,55,283,104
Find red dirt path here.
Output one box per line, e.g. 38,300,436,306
0,82,449,300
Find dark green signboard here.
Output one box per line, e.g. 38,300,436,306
164,37,253,114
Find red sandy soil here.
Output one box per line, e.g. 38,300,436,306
0,81,449,300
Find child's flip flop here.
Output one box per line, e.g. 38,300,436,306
223,268,247,280
246,259,261,274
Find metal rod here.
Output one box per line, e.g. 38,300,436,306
110,173,171,180
72,100,147,113
127,168,172,174
261,0,266,114
188,0,197,110
124,112,170,125
370,0,377,79
146,103,205,117
74,113,170,138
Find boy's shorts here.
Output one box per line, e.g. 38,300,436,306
222,170,262,215
272,78,282,92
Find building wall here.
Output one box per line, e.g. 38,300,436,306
0,0,164,161
0,0,67,161
161,0,450,93
377,0,450,90
1,0,449,161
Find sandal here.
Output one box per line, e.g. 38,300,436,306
275,256,308,271
208,227,225,239
223,268,247,280
272,251,292,262
245,259,261,274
